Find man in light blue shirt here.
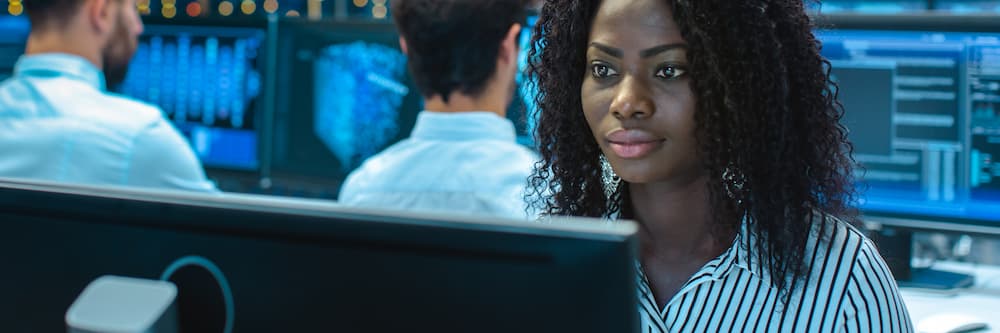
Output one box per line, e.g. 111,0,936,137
0,0,215,191
339,0,537,219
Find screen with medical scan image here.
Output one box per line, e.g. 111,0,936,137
312,41,411,173
268,19,422,196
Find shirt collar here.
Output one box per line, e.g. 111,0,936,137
676,227,745,289
722,219,773,286
14,53,107,91
646,216,773,295
409,111,517,142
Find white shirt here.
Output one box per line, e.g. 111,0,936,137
339,111,538,219
638,213,913,332
0,54,216,192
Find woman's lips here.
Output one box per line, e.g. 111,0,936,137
606,129,665,159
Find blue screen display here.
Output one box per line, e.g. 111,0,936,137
817,29,1000,222
313,41,410,172
269,20,424,184
0,15,28,43
118,25,265,170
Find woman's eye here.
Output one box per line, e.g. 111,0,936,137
655,66,687,80
591,64,618,78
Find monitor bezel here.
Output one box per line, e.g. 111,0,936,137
0,177,638,242
815,13,1000,32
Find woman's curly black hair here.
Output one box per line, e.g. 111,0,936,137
526,0,858,297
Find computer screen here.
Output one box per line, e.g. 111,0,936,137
269,19,421,192
116,18,267,171
816,15,1000,229
0,178,640,332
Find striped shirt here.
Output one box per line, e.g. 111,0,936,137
637,213,913,332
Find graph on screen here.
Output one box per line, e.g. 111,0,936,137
118,25,265,170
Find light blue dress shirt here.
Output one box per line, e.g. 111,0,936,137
339,111,538,220
0,54,216,192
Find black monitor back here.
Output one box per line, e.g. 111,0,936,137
0,179,639,332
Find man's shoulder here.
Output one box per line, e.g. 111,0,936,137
512,145,540,163
341,140,418,186
358,138,422,168
96,92,165,123
467,142,538,173
493,141,539,159
343,139,532,189
80,92,178,140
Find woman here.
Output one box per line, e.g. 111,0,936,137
526,0,912,331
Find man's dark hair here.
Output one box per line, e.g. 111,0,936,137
391,0,526,102
24,0,85,30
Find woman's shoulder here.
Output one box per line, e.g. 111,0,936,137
805,211,895,284
810,212,870,252
807,213,913,329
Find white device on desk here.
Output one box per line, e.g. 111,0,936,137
66,275,178,333
916,313,990,333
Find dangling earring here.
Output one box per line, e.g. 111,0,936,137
722,165,745,199
600,154,621,200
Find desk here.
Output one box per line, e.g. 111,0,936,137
900,262,1000,331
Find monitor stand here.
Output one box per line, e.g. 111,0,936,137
874,226,975,290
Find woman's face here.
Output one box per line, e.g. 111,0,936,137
581,0,702,185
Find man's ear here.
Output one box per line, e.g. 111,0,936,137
86,0,114,35
399,36,409,55
498,23,522,66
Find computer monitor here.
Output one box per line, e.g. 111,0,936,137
0,178,640,332
815,14,1000,288
269,19,421,196
115,17,268,172
268,17,538,198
